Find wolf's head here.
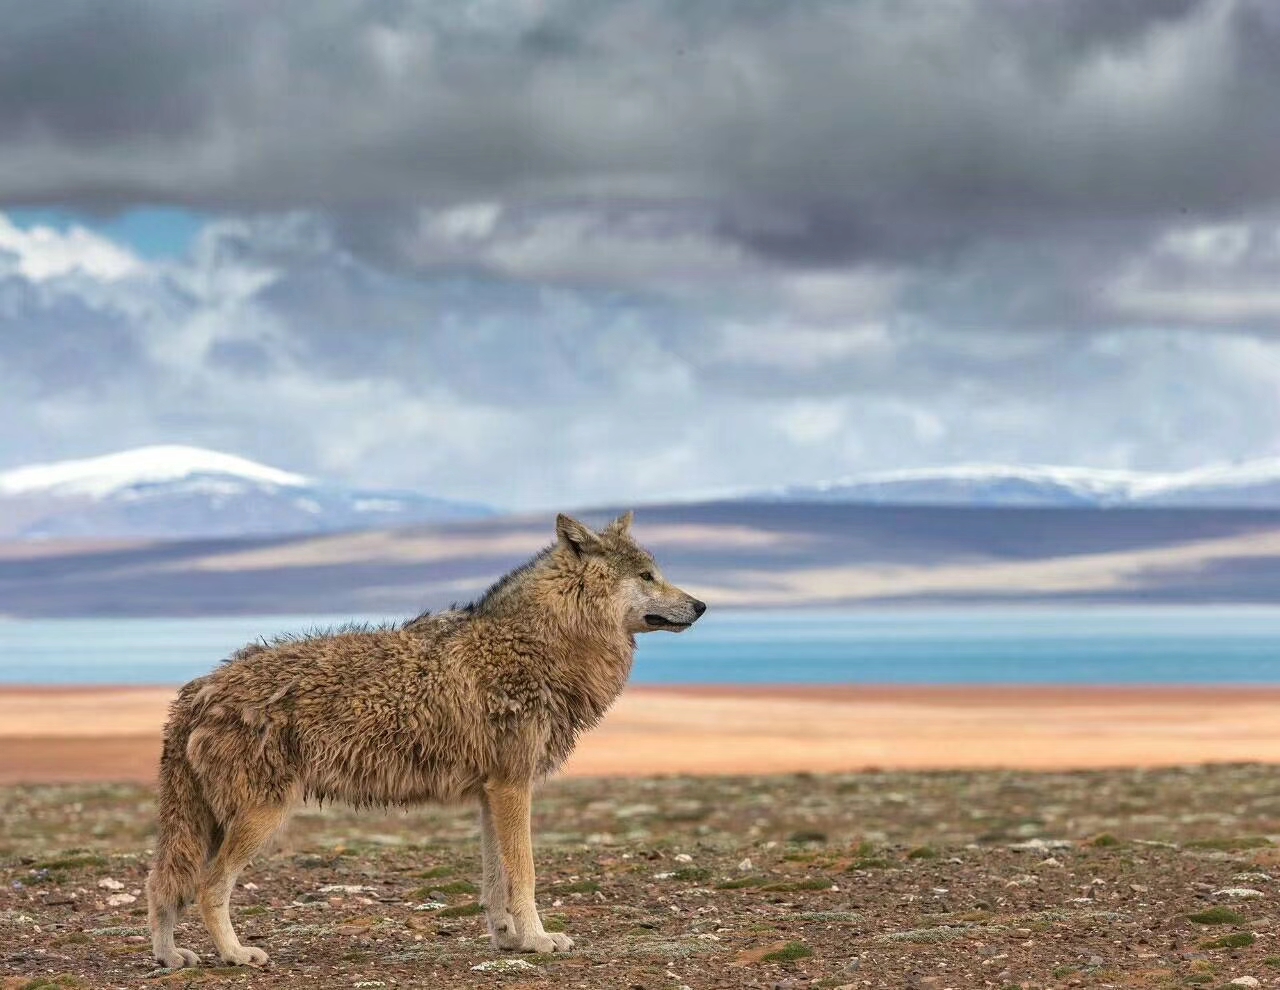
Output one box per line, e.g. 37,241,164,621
555,512,706,634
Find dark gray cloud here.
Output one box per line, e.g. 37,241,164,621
6,0,1280,260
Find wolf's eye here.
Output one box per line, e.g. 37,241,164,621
639,570,654,582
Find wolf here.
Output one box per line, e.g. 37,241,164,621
145,511,705,968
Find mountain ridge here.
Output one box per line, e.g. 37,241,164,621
746,458,1280,508
0,445,492,540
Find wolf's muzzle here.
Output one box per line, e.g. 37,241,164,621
644,598,706,630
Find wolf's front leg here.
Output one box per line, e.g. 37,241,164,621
478,792,518,949
483,781,574,953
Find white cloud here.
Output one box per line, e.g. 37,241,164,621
0,213,143,281
3,210,1280,510
716,322,893,371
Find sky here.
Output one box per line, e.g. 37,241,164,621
3,0,1280,510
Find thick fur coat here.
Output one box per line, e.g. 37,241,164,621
146,512,705,968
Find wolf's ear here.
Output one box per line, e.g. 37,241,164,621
605,510,634,537
556,513,603,557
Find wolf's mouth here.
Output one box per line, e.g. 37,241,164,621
644,614,691,630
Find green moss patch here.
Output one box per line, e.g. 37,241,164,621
1200,931,1255,949
1185,836,1273,851
762,941,813,963
431,879,477,894
551,879,600,894
717,876,767,889
761,877,830,892
438,901,484,918
1187,907,1245,925
18,975,88,989
408,879,477,900
34,853,108,871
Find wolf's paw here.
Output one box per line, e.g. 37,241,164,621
220,946,269,967
155,947,200,968
487,910,519,946
515,931,574,953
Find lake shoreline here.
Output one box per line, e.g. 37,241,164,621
9,607,1280,685
4,684,1280,782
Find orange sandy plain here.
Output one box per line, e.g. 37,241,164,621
2,685,1280,784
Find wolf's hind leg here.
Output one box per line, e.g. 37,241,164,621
198,804,287,966
147,893,199,969
483,781,573,953
479,792,518,949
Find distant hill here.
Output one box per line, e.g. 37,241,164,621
0,445,493,540
747,460,1280,508
5,501,1280,617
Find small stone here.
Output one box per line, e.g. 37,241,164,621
1039,857,1062,867
242,882,259,891
470,959,537,972
674,853,693,863
738,858,753,872
97,878,125,891
844,957,861,973
1088,955,1104,967
1008,838,1073,852
107,893,137,907
1214,888,1264,899
1229,978,1260,987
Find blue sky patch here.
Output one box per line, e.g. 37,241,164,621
6,206,206,260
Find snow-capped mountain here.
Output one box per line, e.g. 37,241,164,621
0,446,493,540
748,459,1280,508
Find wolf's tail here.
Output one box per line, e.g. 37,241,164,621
147,693,221,962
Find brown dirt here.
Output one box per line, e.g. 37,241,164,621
5,766,1280,989
8,686,1280,784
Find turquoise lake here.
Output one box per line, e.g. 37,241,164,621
1,607,1279,685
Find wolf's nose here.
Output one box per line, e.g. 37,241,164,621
692,599,707,616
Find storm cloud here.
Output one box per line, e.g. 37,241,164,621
6,3,1280,229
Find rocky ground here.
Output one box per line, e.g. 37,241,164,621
3,766,1280,989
